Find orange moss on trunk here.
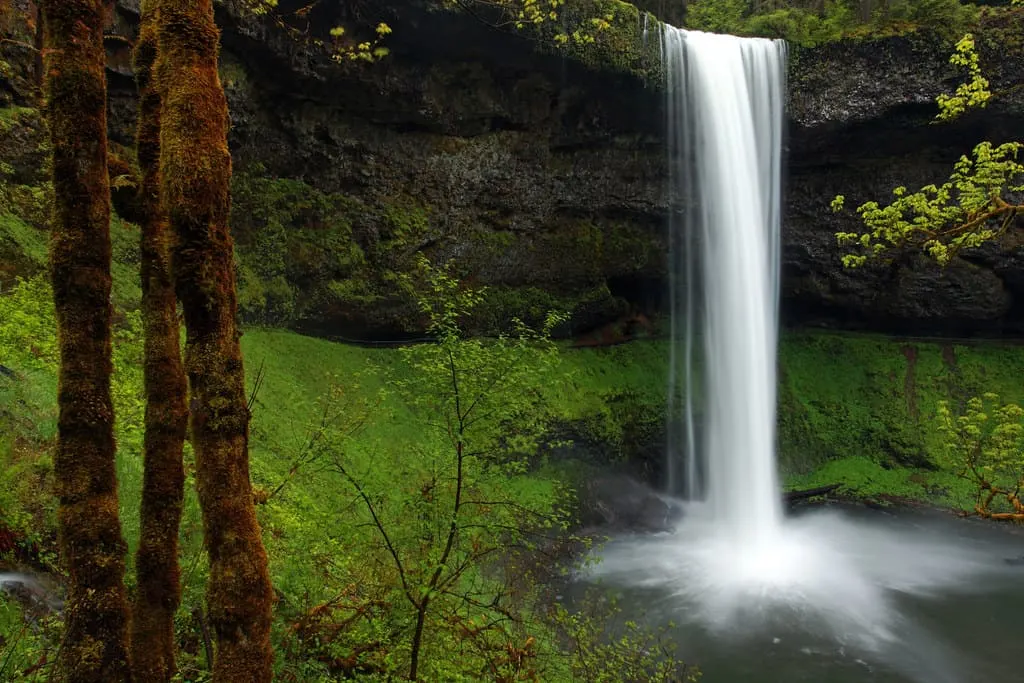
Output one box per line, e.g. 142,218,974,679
40,1,132,681
129,2,190,680
155,1,274,680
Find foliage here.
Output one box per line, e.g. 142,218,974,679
241,0,393,62
685,0,977,46
685,0,749,34
778,330,1024,512
692,0,861,46
0,598,63,682
0,276,57,370
0,182,51,237
326,22,393,63
937,393,1024,520
0,278,58,568
834,30,1023,266
0,275,202,579
314,256,575,679
548,591,698,682
251,263,690,681
742,4,857,47
244,0,620,67
396,256,569,461
833,142,1024,266
444,0,616,47
935,33,992,121
13,269,1024,675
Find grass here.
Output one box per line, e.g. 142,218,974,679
109,215,142,311
785,455,978,510
0,213,47,271
777,330,1024,511
7,296,1024,553
237,330,671,589
239,332,672,486
237,327,1024,515
778,331,1024,474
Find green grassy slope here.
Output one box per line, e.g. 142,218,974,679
780,331,1024,507
7,304,1024,556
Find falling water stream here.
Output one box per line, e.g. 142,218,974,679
580,26,1024,683
664,28,786,537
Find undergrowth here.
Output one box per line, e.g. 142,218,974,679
5,229,1024,676
0,272,687,680
685,0,981,46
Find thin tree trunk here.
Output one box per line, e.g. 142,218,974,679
40,1,132,681
155,1,274,680
129,1,190,680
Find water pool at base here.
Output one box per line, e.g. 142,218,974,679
576,506,1024,683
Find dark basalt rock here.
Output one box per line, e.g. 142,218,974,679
784,18,1024,336
579,475,683,532
208,5,1023,338
4,1,1023,338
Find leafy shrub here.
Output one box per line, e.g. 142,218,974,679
266,258,693,680
685,0,978,45
937,393,1024,519
0,597,63,682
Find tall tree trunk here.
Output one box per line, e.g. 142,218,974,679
155,2,275,680
129,1,190,680
40,1,132,681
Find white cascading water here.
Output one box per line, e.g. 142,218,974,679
585,24,1022,683
664,28,786,543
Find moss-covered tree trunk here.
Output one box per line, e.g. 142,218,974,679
155,1,275,680
129,1,190,680
40,1,132,681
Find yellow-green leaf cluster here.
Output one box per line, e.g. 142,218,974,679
239,1,391,62
443,0,616,47
937,393,1024,518
835,141,1024,267
512,0,566,28
327,22,392,63
834,30,1024,268
935,34,992,122
247,0,277,16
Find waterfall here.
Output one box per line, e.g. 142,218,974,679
663,27,787,543
584,30,1017,682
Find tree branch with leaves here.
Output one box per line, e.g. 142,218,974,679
833,31,1024,267
244,0,617,63
327,256,569,680
937,393,1024,521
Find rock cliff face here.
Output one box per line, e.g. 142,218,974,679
785,21,1024,336
4,1,1023,338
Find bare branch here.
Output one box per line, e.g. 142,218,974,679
331,460,418,609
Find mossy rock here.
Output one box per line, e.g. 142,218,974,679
776,331,1024,477
0,107,47,187
229,163,663,338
